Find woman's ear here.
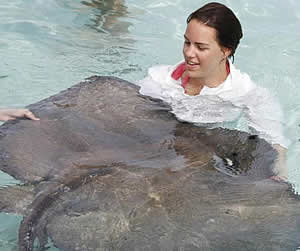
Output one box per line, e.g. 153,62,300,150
222,47,232,59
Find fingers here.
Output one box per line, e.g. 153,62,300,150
23,109,40,121
270,175,288,183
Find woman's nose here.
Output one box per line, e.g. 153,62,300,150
184,44,196,58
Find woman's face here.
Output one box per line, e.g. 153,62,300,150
183,19,229,82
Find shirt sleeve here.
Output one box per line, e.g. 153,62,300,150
242,87,289,148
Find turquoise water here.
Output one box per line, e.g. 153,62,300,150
0,0,300,250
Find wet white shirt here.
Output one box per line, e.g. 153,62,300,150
137,61,289,148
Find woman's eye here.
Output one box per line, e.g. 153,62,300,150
184,40,190,45
197,46,207,51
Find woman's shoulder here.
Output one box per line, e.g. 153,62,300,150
228,63,269,100
229,64,281,112
230,63,256,89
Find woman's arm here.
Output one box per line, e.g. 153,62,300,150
271,144,288,181
243,87,289,181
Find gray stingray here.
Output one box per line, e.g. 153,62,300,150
0,76,299,251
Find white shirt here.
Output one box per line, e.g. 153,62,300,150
137,61,289,148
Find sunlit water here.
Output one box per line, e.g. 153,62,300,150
0,0,299,250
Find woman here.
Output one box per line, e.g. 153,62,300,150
0,108,39,121
137,2,288,181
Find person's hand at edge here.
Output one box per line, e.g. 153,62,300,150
0,109,40,121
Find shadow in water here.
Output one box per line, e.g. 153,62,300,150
81,0,131,36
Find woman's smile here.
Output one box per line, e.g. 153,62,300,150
185,61,200,70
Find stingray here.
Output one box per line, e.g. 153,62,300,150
0,76,299,251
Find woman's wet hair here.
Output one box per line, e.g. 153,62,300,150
187,2,243,62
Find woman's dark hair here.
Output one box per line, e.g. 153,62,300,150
187,2,243,62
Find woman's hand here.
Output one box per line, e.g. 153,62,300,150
270,174,288,183
271,144,288,182
0,109,40,121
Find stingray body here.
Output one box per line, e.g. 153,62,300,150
0,76,299,251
